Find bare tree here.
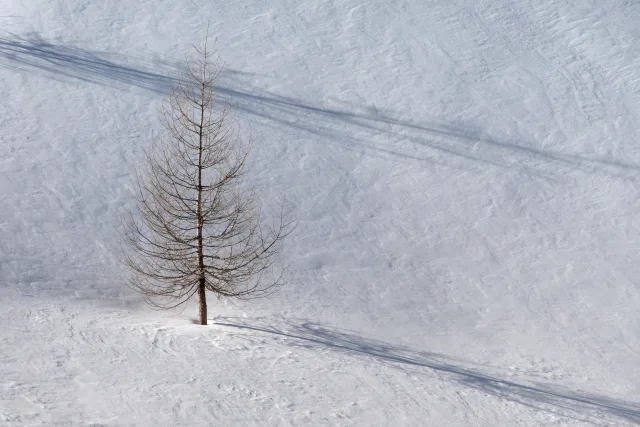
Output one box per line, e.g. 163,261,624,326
122,42,294,325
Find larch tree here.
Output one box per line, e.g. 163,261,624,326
122,41,294,325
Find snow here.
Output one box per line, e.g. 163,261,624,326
1,0,640,425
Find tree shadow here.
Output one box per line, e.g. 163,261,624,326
0,32,175,93
214,80,640,181
1,32,638,180
215,317,640,425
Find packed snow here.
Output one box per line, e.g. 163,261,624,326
1,0,640,425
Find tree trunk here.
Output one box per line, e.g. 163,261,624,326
197,66,207,326
198,279,207,325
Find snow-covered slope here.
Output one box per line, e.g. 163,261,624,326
2,0,640,425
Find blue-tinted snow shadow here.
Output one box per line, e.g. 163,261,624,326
1,33,638,180
215,317,640,425
215,76,640,181
0,32,175,93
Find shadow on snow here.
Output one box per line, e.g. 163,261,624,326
215,317,640,425
1,33,639,180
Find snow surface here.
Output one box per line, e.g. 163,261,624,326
1,0,640,425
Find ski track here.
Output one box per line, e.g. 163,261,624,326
2,0,640,425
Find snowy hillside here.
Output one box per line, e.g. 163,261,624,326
2,0,640,425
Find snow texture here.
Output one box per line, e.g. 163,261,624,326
1,0,640,425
